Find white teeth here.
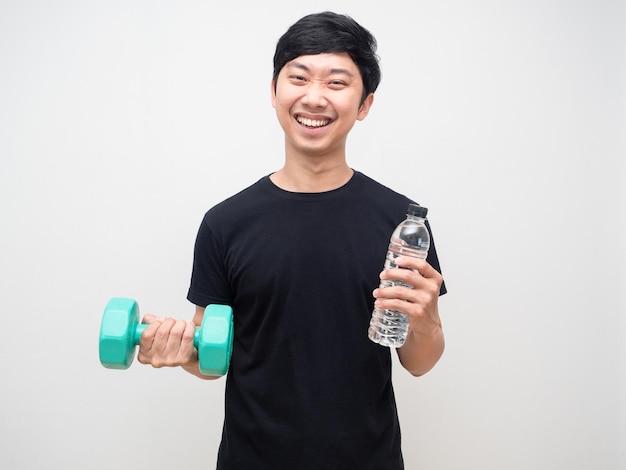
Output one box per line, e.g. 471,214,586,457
297,116,330,128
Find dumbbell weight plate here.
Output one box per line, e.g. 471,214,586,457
99,298,140,370
198,304,234,376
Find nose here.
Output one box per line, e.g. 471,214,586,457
301,81,328,108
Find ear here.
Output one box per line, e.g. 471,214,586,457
271,78,277,108
357,93,374,121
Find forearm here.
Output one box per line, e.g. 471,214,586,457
397,321,445,377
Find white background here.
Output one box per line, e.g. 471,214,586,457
1,1,624,469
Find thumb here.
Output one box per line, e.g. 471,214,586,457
141,314,164,325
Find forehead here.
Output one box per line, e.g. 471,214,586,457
282,52,361,77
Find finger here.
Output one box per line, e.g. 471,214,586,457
374,273,441,305
394,257,438,278
379,267,431,291
154,318,176,352
374,296,412,313
181,321,196,350
142,314,166,325
137,321,160,364
156,320,184,365
138,319,163,354
180,321,198,363
383,265,442,294
164,320,197,362
374,284,410,300
163,321,197,367
375,285,436,312
139,318,173,364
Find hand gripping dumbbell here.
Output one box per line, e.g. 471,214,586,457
99,297,233,376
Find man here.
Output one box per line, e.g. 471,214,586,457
138,11,446,469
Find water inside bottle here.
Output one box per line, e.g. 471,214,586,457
368,243,429,347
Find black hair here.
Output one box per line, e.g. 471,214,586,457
273,12,381,104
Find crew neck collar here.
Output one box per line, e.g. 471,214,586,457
262,170,362,201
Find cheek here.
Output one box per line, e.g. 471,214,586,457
275,96,297,120
272,89,285,109
274,101,294,131
274,99,289,119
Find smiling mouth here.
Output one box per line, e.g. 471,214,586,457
296,115,331,128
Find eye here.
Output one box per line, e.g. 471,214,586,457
289,75,307,84
328,80,348,89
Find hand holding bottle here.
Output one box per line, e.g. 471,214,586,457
372,255,443,340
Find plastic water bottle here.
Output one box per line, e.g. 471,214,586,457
368,204,430,348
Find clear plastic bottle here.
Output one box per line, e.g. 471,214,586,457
368,204,430,348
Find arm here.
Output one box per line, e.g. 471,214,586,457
136,305,220,380
372,256,445,376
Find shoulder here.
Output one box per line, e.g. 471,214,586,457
351,171,414,214
353,171,410,199
202,176,274,221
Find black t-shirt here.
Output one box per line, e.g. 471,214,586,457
188,171,446,469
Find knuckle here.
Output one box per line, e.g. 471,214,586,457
182,330,196,343
427,279,442,294
152,358,165,368
169,324,184,339
155,325,170,341
141,328,153,340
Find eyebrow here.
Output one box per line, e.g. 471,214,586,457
286,61,355,78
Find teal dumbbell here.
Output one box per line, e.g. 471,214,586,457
99,297,233,376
